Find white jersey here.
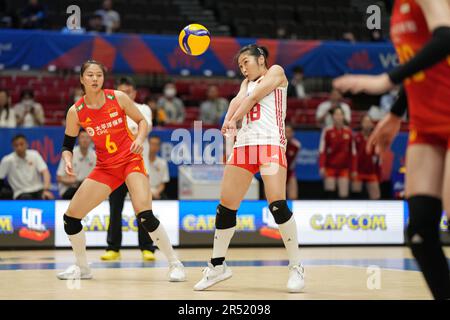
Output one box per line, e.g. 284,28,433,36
235,76,287,148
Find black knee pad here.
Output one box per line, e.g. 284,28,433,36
406,196,442,244
137,210,160,233
215,204,237,229
63,214,82,235
269,200,293,224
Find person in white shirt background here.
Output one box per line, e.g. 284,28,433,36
0,134,54,200
13,89,45,127
315,88,351,128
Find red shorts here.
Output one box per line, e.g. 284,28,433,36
408,128,450,149
353,173,379,183
324,168,350,178
87,158,147,191
227,145,287,175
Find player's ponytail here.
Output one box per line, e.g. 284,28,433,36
235,44,269,68
79,60,107,93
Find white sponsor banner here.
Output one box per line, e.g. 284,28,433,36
293,201,404,244
55,200,179,247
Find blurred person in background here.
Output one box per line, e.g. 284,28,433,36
316,88,351,128
0,89,16,128
145,96,166,126
285,124,301,200
157,82,185,124
352,115,381,200
0,134,54,200
200,85,229,125
57,130,96,200
95,0,120,34
14,89,45,127
20,0,46,29
319,107,356,199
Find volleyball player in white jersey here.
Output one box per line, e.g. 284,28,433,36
194,44,305,293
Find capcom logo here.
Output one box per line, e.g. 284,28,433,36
311,214,387,231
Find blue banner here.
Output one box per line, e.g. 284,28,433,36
0,30,398,77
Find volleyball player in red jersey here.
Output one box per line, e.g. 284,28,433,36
56,60,185,282
334,0,450,299
352,115,381,200
319,107,356,199
285,124,301,199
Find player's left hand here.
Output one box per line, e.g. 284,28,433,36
222,119,237,137
333,73,394,95
130,138,144,154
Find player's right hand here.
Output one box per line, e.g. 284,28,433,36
222,119,237,137
367,113,402,155
65,161,75,176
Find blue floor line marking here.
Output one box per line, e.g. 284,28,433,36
0,258,427,272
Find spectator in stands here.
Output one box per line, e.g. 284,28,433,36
86,13,106,33
285,124,301,200
95,0,120,34
56,130,96,200
287,66,307,98
0,0,15,28
72,88,84,103
0,134,54,200
20,0,47,29
14,89,45,127
342,31,356,43
0,89,16,128
200,85,229,125
315,88,351,128
157,83,185,124
145,96,166,126
148,136,169,199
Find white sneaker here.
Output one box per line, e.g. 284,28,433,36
57,265,93,280
168,261,186,282
193,262,232,291
287,264,305,293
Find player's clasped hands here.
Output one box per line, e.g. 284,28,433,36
130,138,144,154
222,119,237,138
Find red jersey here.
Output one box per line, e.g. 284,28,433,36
286,138,301,172
74,89,141,168
391,0,450,134
319,126,356,171
354,132,381,176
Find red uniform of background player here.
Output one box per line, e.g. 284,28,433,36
285,124,301,199
351,115,381,200
319,107,356,199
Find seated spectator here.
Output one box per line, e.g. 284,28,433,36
56,130,96,200
200,85,229,125
95,0,120,34
145,96,166,126
157,83,185,124
0,0,15,28
148,136,169,200
316,88,351,128
287,66,308,98
14,89,45,127
86,14,106,33
342,31,357,43
0,89,16,128
0,134,54,200
20,0,47,29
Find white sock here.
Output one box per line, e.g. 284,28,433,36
278,215,301,267
149,223,178,264
212,227,236,259
68,229,89,269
